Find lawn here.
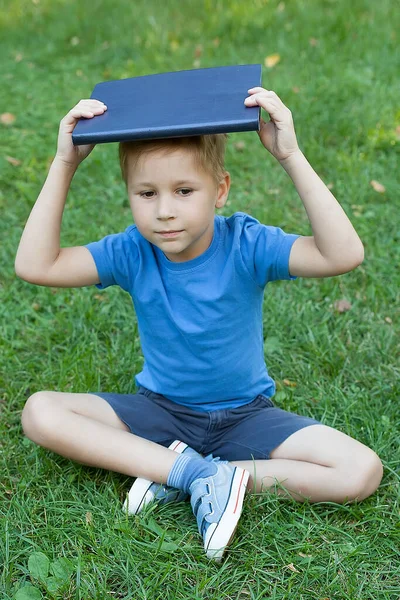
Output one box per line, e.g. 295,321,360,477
1,0,399,598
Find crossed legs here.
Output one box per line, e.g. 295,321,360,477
21,391,383,504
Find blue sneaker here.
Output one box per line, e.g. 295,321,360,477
123,440,202,514
189,457,249,562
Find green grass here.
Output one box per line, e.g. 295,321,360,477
1,0,399,598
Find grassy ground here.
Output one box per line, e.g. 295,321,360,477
1,0,399,598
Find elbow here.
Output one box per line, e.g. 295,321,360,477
15,262,36,284
15,252,27,279
328,244,364,276
15,260,25,280
343,243,364,274
15,258,29,281
353,242,365,268
15,269,31,283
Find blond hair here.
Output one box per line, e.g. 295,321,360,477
119,134,228,189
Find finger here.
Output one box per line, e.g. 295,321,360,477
72,103,107,114
68,106,106,120
77,98,106,105
245,95,279,110
91,98,107,105
244,92,277,105
251,100,286,123
245,91,282,104
247,86,272,93
245,89,287,110
71,108,103,117
86,100,107,107
245,95,289,119
247,88,279,101
75,99,107,110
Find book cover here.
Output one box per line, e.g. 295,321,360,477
72,64,261,145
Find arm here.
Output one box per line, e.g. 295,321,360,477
244,88,364,278
280,151,364,277
15,99,107,287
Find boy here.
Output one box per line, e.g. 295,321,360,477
15,87,383,562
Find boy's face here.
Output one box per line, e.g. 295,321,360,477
127,148,230,262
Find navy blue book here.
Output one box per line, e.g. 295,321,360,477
72,64,261,145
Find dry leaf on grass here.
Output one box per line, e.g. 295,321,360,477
285,563,300,572
1,113,16,125
265,53,281,68
5,156,21,166
334,299,352,313
283,379,297,387
370,180,386,193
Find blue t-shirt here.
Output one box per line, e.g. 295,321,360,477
85,212,300,411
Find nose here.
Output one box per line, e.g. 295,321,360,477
156,194,176,220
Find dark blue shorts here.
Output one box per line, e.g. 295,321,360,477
93,386,321,461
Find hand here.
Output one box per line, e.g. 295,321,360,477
55,99,107,168
244,87,300,162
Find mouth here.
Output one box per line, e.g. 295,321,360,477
156,230,184,238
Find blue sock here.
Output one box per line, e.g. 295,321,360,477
167,454,218,494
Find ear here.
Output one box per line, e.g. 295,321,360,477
215,171,231,209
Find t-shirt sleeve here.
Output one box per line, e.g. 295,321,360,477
84,229,137,292
239,214,300,287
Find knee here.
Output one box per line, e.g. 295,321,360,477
345,450,383,502
21,391,56,442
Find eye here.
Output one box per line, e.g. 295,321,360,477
178,188,192,196
139,191,155,198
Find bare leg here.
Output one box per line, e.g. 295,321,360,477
21,391,179,483
231,424,383,503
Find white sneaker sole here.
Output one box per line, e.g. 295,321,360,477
204,467,249,562
122,440,188,515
